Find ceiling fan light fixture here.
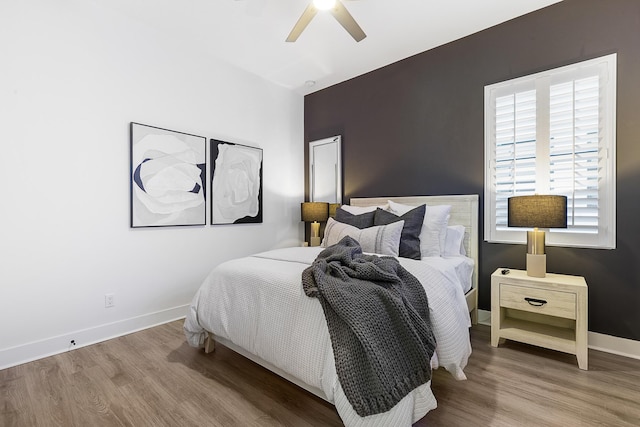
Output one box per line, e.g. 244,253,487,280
313,0,336,11
286,0,366,43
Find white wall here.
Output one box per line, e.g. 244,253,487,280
0,0,304,368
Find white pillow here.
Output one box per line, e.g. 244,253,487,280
444,225,466,257
388,200,451,257
322,217,404,257
340,204,389,215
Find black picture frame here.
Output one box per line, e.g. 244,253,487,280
210,139,263,224
130,122,206,227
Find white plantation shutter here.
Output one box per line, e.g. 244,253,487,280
549,76,600,234
485,54,616,249
494,90,537,229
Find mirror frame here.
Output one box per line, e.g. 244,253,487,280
309,135,342,204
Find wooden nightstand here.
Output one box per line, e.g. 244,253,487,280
491,268,588,370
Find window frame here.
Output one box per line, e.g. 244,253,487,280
484,54,617,249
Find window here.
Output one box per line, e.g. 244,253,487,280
485,54,616,249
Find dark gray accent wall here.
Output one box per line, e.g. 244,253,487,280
304,0,640,341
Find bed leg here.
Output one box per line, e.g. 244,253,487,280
470,307,478,325
204,333,215,354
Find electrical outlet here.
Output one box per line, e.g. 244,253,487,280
105,293,115,308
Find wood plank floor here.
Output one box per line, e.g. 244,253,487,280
1,321,639,426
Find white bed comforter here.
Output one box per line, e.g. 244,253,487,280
184,247,471,426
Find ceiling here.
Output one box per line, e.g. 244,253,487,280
100,0,562,95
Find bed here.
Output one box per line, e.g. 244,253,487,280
184,194,479,426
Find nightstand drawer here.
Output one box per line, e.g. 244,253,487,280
500,283,576,319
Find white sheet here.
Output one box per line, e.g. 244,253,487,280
421,256,475,294
184,247,471,426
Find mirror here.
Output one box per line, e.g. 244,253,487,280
309,136,341,204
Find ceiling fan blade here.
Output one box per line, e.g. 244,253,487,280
330,0,366,42
286,3,318,42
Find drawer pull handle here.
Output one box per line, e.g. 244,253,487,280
524,297,547,307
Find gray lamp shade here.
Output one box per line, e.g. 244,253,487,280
508,195,568,229
301,202,329,222
328,203,341,218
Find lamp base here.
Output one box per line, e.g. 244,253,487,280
526,253,546,277
310,221,321,247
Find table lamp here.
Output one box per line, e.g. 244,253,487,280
508,195,567,277
301,202,329,247
328,203,341,218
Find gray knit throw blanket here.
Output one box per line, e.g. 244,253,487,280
302,236,436,417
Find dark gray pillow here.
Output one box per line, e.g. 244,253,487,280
335,208,375,229
374,205,425,260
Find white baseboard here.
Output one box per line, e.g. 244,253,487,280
477,309,640,361
588,331,640,361
0,305,189,371
478,309,492,326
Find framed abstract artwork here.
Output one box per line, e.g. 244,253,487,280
210,140,263,224
130,122,206,227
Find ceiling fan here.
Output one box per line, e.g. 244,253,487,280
286,0,366,43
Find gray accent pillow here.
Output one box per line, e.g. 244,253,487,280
335,207,376,229
374,205,426,260
322,217,404,257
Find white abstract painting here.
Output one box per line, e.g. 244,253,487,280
131,123,206,227
211,141,263,224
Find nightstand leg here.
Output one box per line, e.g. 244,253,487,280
490,288,502,347
577,352,588,370
490,309,501,347
491,336,505,347
576,287,588,370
